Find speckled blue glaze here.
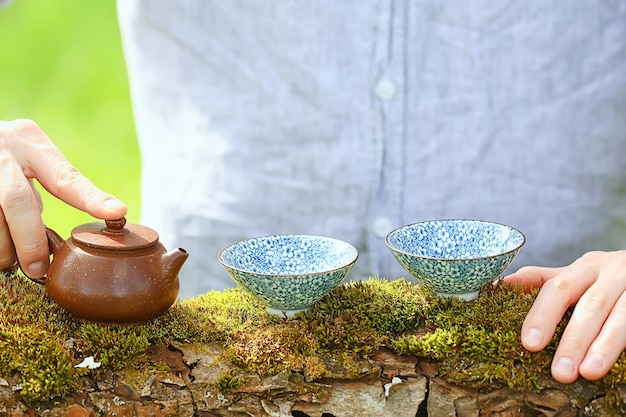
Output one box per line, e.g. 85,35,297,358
219,235,358,315
386,220,525,300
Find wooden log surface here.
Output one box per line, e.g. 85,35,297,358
0,343,621,416
0,272,625,416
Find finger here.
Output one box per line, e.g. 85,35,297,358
502,266,567,292
0,206,17,271
0,152,49,278
37,158,128,220
6,119,127,220
578,289,626,380
29,178,43,212
552,262,626,383
520,264,598,356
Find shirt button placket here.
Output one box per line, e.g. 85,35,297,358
374,77,398,101
368,0,408,278
372,216,394,239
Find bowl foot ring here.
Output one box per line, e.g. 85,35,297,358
266,307,310,318
436,290,480,301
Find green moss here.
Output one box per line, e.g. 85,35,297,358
144,300,215,343
0,271,77,335
1,271,625,413
0,324,77,404
391,283,560,391
393,327,460,360
76,323,151,370
214,370,248,395
301,356,328,381
301,279,429,359
121,355,171,394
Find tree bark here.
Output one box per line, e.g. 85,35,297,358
2,344,622,416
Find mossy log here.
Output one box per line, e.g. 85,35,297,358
0,271,625,416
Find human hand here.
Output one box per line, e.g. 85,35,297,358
503,250,626,383
0,119,127,278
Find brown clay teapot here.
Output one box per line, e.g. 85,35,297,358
31,217,188,324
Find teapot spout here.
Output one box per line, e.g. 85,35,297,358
162,248,189,281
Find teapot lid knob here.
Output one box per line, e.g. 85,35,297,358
105,218,127,231
72,216,159,251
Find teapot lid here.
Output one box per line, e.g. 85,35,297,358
71,217,159,251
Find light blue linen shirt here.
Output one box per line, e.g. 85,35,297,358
117,1,626,297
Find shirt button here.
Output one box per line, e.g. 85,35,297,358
372,217,394,238
374,77,397,101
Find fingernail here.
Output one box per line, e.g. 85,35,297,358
553,357,575,377
582,353,604,370
28,260,46,276
523,328,544,348
104,198,125,210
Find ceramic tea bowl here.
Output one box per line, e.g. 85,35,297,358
218,235,358,317
386,219,525,301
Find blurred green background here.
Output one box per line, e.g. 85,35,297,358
0,0,140,239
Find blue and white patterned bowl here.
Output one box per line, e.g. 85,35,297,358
218,235,358,317
386,219,525,301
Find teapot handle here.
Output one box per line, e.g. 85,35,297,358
15,227,63,286
30,227,66,285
